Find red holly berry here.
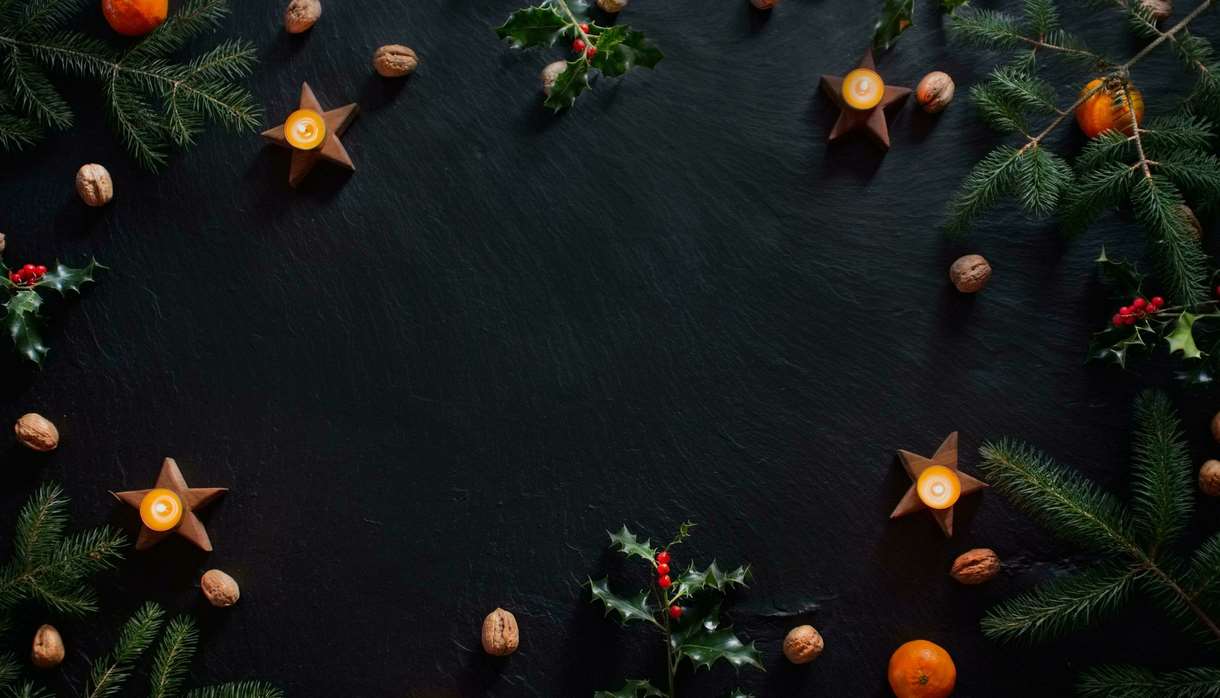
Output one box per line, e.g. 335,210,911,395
21,264,34,273
1151,296,1164,308
1124,314,1138,325
586,46,598,58
1216,286,1220,298
658,575,671,588
34,265,46,276
669,605,682,619
579,22,589,32
572,39,586,53
1111,314,1123,327
1119,306,1132,316
1132,297,1147,310
656,551,670,564
656,563,669,576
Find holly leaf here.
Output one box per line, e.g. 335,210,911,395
607,525,657,562
1176,359,1217,385
590,25,663,78
543,58,590,111
872,0,914,51
588,578,659,626
728,691,754,698
1088,324,1151,368
1166,312,1204,359
674,562,750,598
674,625,763,672
942,0,969,9
593,680,664,698
495,5,568,49
37,258,101,295
1095,247,1144,298
4,290,47,366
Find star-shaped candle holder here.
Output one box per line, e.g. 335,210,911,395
262,82,359,188
890,432,987,537
112,458,227,552
820,50,910,150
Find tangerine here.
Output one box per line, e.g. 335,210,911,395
888,640,956,698
103,0,168,36
1075,77,1144,138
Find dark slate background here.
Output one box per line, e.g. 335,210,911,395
2,0,1220,696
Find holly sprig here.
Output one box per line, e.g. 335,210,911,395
1088,247,1220,384
0,256,102,366
589,522,760,698
872,0,970,51
495,0,662,110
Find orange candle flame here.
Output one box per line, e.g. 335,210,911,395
139,488,183,531
284,109,326,150
842,68,885,111
916,466,961,510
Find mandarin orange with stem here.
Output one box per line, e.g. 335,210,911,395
103,0,168,36
1075,77,1144,138
888,639,956,698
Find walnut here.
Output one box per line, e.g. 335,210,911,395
541,61,567,96
15,413,59,452
916,71,955,114
1200,460,1220,497
750,0,778,8
949,254,992,293
782,625,823,664
75,164,113,207
1181,205,1203,240
1211,412,1220,444
201,569,240,607
373,44,418,78
31,625,64,669
284,0,320,34
1139,0,1172,21
950,548,1001,584
481,608,519,656
596,0,628,13
0,232,8,255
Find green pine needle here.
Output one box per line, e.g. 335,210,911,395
0,653,18,691
981,565,1139,643
1130,390,1192,550
149,617,199,698
184,683,285,698
1131,175,1209,306
86,602,167,698
1078,665,1220,698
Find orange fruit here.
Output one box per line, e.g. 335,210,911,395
103,0,168,36
1075,77,1144,139
888,640,956,698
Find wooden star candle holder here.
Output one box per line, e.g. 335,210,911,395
890,432,987,537
112,457,227,551
820,50,910,150
262,82,359,188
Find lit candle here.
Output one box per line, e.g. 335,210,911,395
841,68,885,111
284,109,326,150
139,488,183,531
916,466,961,510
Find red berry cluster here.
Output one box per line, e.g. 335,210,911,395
8,264,47,287
571,23,598,59
1111,295,1164,327
656,550,682,619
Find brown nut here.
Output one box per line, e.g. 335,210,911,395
950,548,1001,584
200,569,241,607
15,413,59,452
373,44,418,78
1200,460,1220,497
782,624,823,664
1139,0,1172,21
1181,205,1203,240
541,61,568,96
916,71,955,114
75,163,113,207
481,608,519,656
750,0,778,8
31,625,64,669
1211,412,1220,444
284,0,320,33
949,254,991,293
0,232,7,255
596,0,628,12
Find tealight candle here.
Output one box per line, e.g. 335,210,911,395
916,466,961,510
841,68,885,111
139,488,183,532
284,108,326,150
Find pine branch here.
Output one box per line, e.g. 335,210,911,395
1078,664,1220,697
1060,162,1134,235
12,483,68,566
149,617,199,698
1132,174,1208,306
184,683,285,698
86,602,166,698
3,49,71,128
0,109,39,149
1,682,53,698
981,564,1140,642
1129,390,1192,551
0,654,18,691
945,146,1024,233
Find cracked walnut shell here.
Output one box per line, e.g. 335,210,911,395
75,164,113,207
949,254,991,293
916,71,955,114
950,548,1000,584
284,0,320,33
31,625,64,669
783,625,823,664
201,569,241,607
596,0,628,12
373,45,419,78
1200,460,1220,497
481,608,519,656
15,413,58,451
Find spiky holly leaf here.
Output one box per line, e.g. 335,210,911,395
593,680,664,698
37,258,101,295
728,691,754,698
494,5,568,49
674,562,750,598
1176,359,1216,385
4,290,47,365
607,525,657,562
590,25,663,78
674,626,763,672
543,58,590,111
1166,312,1204,360
872,0,913,51
1088,324,1152,368
942,0,969,8
588,578,658,626
1095,247,1145,298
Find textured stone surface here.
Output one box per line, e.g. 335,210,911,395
1,1,1218,696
